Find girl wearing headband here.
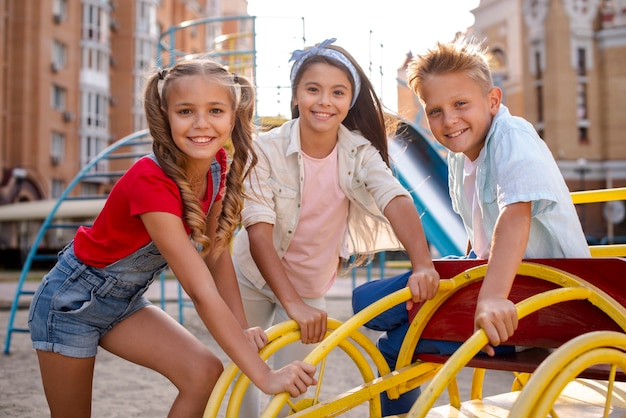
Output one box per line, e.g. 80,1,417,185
232,38,439,415
29,58,316,417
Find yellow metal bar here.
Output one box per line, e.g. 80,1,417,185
407,286,594,417
531,347,626,417
570,187,626,204
589,244,626,257
469,368,485,401
510,331,626,417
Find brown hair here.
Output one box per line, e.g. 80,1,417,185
143,59,257,257
290,44,391,166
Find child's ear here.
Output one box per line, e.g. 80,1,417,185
488,87,502,115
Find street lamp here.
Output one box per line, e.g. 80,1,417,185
575,157,590,191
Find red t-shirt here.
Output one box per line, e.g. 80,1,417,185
74,150,227,267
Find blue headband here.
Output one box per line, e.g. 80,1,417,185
289,38,361,108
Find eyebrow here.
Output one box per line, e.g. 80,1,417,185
172,100,229,107
303,80,349,90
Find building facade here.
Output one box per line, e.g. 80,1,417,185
0,0,252,204
0,0,251,255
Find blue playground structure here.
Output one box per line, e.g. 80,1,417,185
391,120,465,257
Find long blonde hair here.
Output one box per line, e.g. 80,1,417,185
143,59,257,257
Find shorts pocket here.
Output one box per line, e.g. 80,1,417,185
50,276,95,315
28,276,50,323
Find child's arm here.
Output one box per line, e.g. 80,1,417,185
476,201,531,355
142,211,317,395
247,222,328,344
203,201,268,350
384,195,440,309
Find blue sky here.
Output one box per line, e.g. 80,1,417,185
247,0,479,116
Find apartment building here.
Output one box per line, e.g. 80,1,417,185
0,0,251,205
0,0,252,258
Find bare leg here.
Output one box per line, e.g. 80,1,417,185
36,350,96,418
100,305,223,417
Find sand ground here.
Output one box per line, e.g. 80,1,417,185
0,274,514,417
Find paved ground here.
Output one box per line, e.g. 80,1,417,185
0,270,514,417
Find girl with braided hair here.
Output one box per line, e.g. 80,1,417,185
28,58,316,418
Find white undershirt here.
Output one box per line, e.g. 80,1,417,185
463,156,490,259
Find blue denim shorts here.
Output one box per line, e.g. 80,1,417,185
28,246,153,358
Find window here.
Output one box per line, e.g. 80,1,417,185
82,47,109,72
52,0,68,23
575,47,589,144
51,179,65,199
80,182,100,197
536,84,544,123
81,134,109,174
82,2,108,44
133,0,158,133
136,38,155,70
577,82,588,120
534,51,544,124
578,126,589,144
82,90,108,129
51,85,66,110
136,0,158,36
51,132,65,165
51,40,67,72
577,47,587,76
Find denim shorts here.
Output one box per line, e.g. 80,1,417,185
28,245,154,358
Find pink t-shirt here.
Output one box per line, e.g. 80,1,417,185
281,145,349,298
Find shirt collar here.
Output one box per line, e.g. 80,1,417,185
285,118,370,157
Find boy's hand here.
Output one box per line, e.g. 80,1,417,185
406,266,440,310
474,296,518,356
263,361,318,397
243,326,269,351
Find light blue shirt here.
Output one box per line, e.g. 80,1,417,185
448,105,590,258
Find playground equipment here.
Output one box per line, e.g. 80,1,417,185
204,188,626,417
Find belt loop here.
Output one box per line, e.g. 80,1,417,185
96,276,117,297
67,263,88,281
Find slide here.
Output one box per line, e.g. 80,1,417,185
389,119,466,257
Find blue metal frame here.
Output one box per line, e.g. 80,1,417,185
4,130,153,354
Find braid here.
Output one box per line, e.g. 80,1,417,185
214,75,258,253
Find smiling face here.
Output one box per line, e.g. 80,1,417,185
293,62,352,144
420,71,501,161
164,74,235,164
